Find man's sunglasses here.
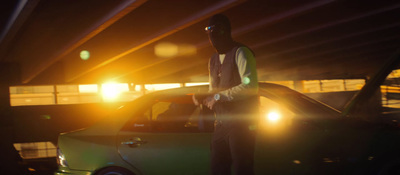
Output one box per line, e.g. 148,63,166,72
204,25,216,33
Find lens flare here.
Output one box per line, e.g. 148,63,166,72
101,83,128,101
243,77,251,85
80,50,90,60
266,111,281,122
154,42,178,58
102,83,119,100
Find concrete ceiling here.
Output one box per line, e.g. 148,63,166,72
1,0,399,85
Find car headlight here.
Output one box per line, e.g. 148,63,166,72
57,147,68,167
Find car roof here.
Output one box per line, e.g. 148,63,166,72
131,82,340,117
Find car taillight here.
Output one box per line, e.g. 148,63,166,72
57,147,68,167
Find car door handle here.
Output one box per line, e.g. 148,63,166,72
121,137,147,147
121,140,147,145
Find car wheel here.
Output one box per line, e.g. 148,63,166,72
376,159,400,175
95,167,135,175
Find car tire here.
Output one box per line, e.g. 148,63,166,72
95,167,135,175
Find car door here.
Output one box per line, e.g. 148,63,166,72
254,94,343,175
117,95,213,175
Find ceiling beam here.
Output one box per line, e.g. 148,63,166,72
252,2,400,51
266,34,400,73
260,22,400,60
0,0,40,61
22,0,146,84
110,0,335,83
233,0,335,36
65,0,246,83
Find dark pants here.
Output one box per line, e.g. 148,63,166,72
211,119,256,175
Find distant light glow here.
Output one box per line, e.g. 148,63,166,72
266,111,281,122
80,50,90,60
28,168,36,172
249,125,257,131
293,160,301,164
178,44,197,56
154,42,197,58
79,84,98,93
185,82,209,87
134,85,142,92
101,83,129,101
41,115,51,120
144,83,181,91
155,42,178,58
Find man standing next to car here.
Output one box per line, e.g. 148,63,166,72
195,14,259,175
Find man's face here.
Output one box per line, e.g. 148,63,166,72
205,24,226,51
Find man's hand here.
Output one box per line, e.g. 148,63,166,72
192,94,200,106
203,96,217,110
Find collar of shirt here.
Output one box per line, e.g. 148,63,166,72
219,54,226,64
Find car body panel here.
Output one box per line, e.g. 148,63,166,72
117,132,211,175
56,129,139,174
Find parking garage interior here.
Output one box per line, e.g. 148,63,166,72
1,0,400,174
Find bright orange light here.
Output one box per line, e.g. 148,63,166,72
144,83,181,91
79,84,98,93
266,111,281,123
101,83,128,101
185,82,209,87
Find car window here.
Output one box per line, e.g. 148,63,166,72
382,69,400,110
379,68,400,126
259,96,295,126
259,96,321,134
119,105,152,132
121,95,214,133
152,102,198,132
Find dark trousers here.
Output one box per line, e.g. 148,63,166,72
211,120,256,175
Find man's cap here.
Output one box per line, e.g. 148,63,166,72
208,14,231,30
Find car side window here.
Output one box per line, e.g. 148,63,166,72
121,98,214,133
259,96,320,133
259,96,295,130
382,69,400,110
152,102,214,133
152,102,194,132
379,68,400,127
120,106,152,132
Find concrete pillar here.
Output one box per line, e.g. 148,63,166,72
0,62,21,124
0,62,25,174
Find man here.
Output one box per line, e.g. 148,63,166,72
195,14,259,175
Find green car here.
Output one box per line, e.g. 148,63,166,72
55,52,400,175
